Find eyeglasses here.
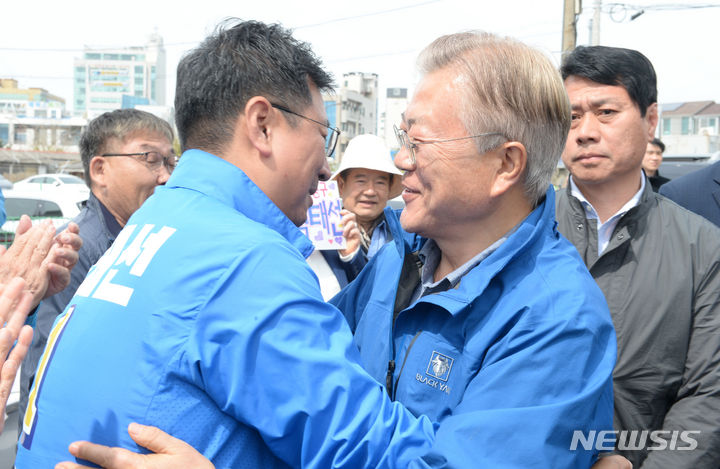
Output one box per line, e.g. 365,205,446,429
271,103,341,159
101,151,179,172
393,124,505,166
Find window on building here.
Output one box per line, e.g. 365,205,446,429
85,53,101,60
121,54,133,61
135,66,144,74
663,119,671,135
681,117,690,135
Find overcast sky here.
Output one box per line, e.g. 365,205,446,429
2,0,719,111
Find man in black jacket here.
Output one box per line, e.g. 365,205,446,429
556,45,720,468
642,137,669,191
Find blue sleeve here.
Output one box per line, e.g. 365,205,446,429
330,254,377,333
186,241,436,469
339,249,367,283
408,309,615,468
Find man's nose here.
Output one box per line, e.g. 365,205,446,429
574,114,600,144
394,146,414,171
157,165,171,185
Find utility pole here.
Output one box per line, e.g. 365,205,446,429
562,0,582,54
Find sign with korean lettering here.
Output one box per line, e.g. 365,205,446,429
299,181,346,250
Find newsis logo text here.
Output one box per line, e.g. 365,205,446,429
570,430,700,451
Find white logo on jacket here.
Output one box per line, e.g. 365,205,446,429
426,351,454,382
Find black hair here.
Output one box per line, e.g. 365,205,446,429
650,137,665,153
561,46,657,117
174,19,334,153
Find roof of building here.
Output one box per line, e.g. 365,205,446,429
696,103,720,116
661,100,715,116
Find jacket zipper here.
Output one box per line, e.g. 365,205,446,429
390,330,422,400
385,360,395,397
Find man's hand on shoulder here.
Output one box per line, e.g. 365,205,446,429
55,423,215,469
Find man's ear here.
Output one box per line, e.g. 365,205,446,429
243,97,275,158
88,156,106,190
645,102,659,140
490,141,527,198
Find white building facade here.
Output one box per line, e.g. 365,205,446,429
324,72,378,157
660,101,720,154
380,87,408,152
73,33,166,119
0,79,85,153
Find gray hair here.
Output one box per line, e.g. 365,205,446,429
417,31,570,206
79,108,174,187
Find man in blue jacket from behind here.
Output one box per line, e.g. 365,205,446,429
55,30,618,469
17,20,435,469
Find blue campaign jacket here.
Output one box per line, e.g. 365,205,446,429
16,150,435,469
332,188,617,468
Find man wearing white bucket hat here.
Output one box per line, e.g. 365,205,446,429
319,134,403,287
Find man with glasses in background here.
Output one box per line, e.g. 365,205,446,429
55,28,619,469
18,108,175,437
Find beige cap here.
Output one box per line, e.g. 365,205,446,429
330,134,403,199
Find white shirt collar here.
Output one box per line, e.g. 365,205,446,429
569,171,645,255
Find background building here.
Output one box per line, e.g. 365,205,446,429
660,100,720,154
0,79,65,119
380,87,408,152
324,72,378,158
0,79,84,165
73,32,166,119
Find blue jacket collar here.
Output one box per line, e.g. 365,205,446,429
168,149,314,257
390,186,557,314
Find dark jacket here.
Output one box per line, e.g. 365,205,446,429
556,182,720,468
647,171,670,192
660,160,720,227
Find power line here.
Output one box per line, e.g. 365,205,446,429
605,2,720,22
0,1,441,53
292,0,441,29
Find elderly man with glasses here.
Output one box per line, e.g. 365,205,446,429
54,29,620,469
18,108,175,437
